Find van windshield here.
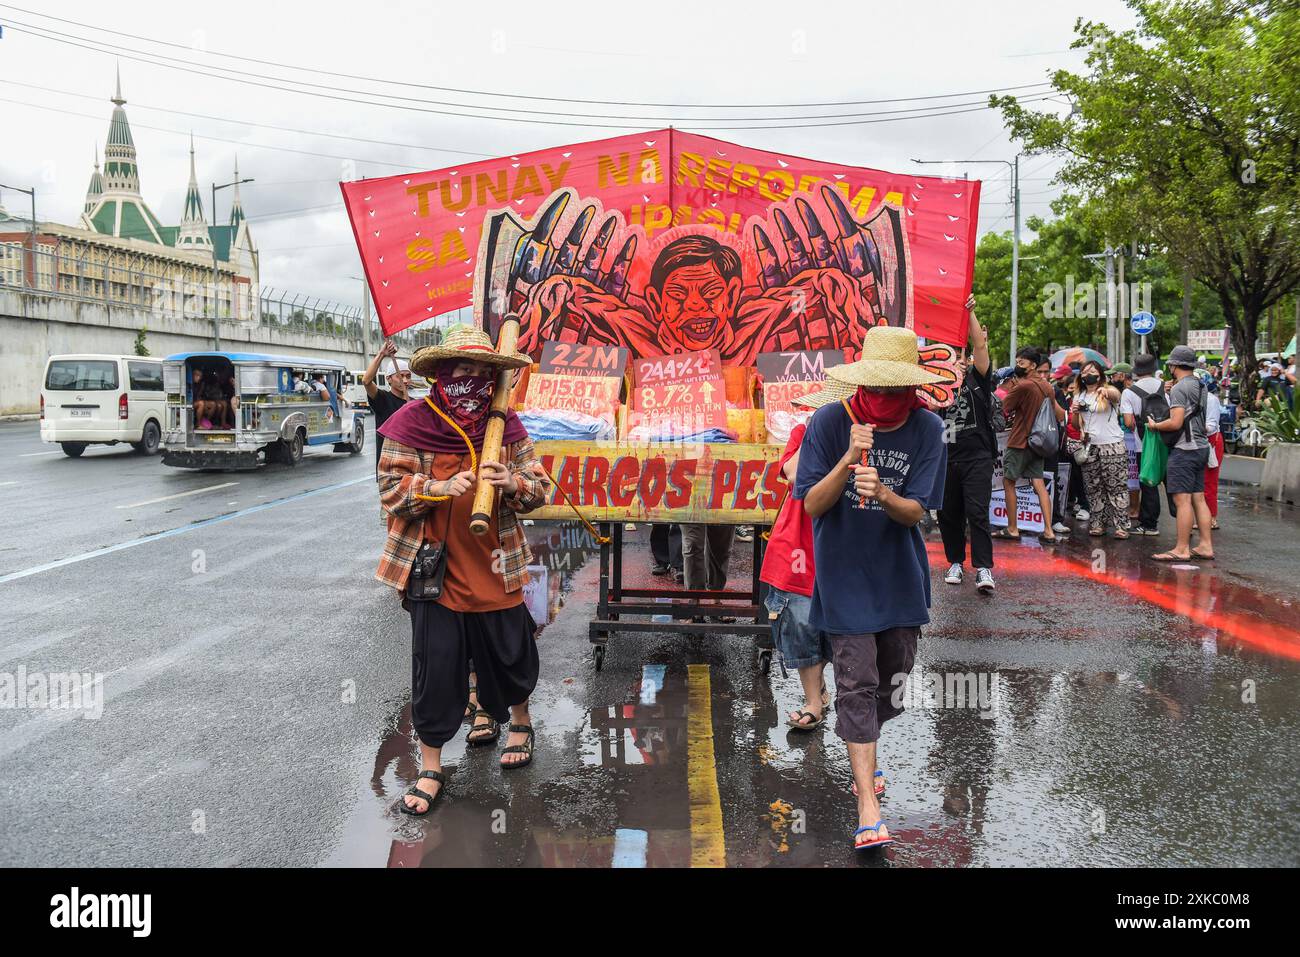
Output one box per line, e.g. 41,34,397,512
46,360,119,391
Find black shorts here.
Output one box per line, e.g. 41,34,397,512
1166,446,1209,495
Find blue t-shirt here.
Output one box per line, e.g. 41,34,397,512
794,402,947,635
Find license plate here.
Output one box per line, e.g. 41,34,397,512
204,434,233,444
70,409,91,417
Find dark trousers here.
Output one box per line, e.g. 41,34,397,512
409,600,538,749
681,524,735,591
937,452,994,569
1069,455,1090,510
649,523,682,571
829,627,920,744
1139,482,1164,528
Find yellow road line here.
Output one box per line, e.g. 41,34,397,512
686,663,726,867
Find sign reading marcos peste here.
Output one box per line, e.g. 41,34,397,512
529,440,786,524
341,130,982,360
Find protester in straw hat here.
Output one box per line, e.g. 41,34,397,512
375,324,551,815
757,376,854,736
795,325,948,851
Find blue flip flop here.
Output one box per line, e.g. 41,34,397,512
850,770,887,798
853,821,894,851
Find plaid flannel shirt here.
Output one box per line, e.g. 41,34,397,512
375,436,550,594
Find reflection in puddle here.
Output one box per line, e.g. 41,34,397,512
523,522,602,632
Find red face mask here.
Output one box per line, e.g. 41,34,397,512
435,367,494,425
848,387,921,429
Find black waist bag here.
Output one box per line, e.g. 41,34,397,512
407,504,451,602
406,540,447,601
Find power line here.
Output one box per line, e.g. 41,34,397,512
0,96,419,170
0,3,1052,111
0,78,495,159
2,16,1058,130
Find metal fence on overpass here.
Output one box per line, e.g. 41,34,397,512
0,244,461,353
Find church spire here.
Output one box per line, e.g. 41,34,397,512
103,64,140,194
229,156,246,230
176,134,212,249
84,144,104,213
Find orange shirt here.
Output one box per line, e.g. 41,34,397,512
423,451,526,613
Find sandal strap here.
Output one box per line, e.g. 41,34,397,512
500,744,532,754
417,769,447,783
507,723,533,734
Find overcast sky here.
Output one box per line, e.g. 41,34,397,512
0,0,1137,315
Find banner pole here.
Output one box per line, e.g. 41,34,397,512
668,126,675,219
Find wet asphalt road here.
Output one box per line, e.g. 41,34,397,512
1,418,1298,868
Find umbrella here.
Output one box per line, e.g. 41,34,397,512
1049,346,1110,369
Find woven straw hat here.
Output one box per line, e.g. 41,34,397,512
826,326,947,388
790,376,855,409
410,324,531,377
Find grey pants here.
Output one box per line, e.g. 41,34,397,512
680,524,735,591
829,627,920,744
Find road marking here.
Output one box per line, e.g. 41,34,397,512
0,476,370,585
686,664,726,868
611,828,649,868
19,450,62,457
115,482,239,509
0,481,17,487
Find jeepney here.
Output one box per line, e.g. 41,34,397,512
160,352,365,469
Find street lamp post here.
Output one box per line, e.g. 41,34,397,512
210,177,253,350
1,182,38,288
912,155,1020,366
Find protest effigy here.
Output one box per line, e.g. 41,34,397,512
343,130,978,527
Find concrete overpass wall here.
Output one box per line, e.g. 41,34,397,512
1,289,368,416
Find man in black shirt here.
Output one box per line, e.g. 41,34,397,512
937,295,997,594
363,340,414,465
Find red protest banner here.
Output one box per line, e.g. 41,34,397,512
341,130,980,363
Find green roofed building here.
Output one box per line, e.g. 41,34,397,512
32,67,263,319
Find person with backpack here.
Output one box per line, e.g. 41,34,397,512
994,347,1066,544
938,295,998,593
1146,345,1214,562
1121,354,1166,536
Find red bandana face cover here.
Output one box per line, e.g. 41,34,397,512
435,367,495,425
848,387,922,429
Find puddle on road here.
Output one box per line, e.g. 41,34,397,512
322,521,1300,868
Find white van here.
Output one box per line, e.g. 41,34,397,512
341,369,384,409
40,354,167,457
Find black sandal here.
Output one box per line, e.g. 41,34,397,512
466,710,500,746
400,769,447,816
500,724,535,770
786,709,824,732
463,684,478,721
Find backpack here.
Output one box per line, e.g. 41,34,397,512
1134,381,1203,448
989,392,1007,433
1026,388,1060,458
1129,383,1174,445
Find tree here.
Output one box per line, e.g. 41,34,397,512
132,326,149,357
974,194,1221,363
993,0,1300,402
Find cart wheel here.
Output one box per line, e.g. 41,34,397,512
593,645,606,672
758,649,773,675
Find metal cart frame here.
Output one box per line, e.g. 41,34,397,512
588,521,774,672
